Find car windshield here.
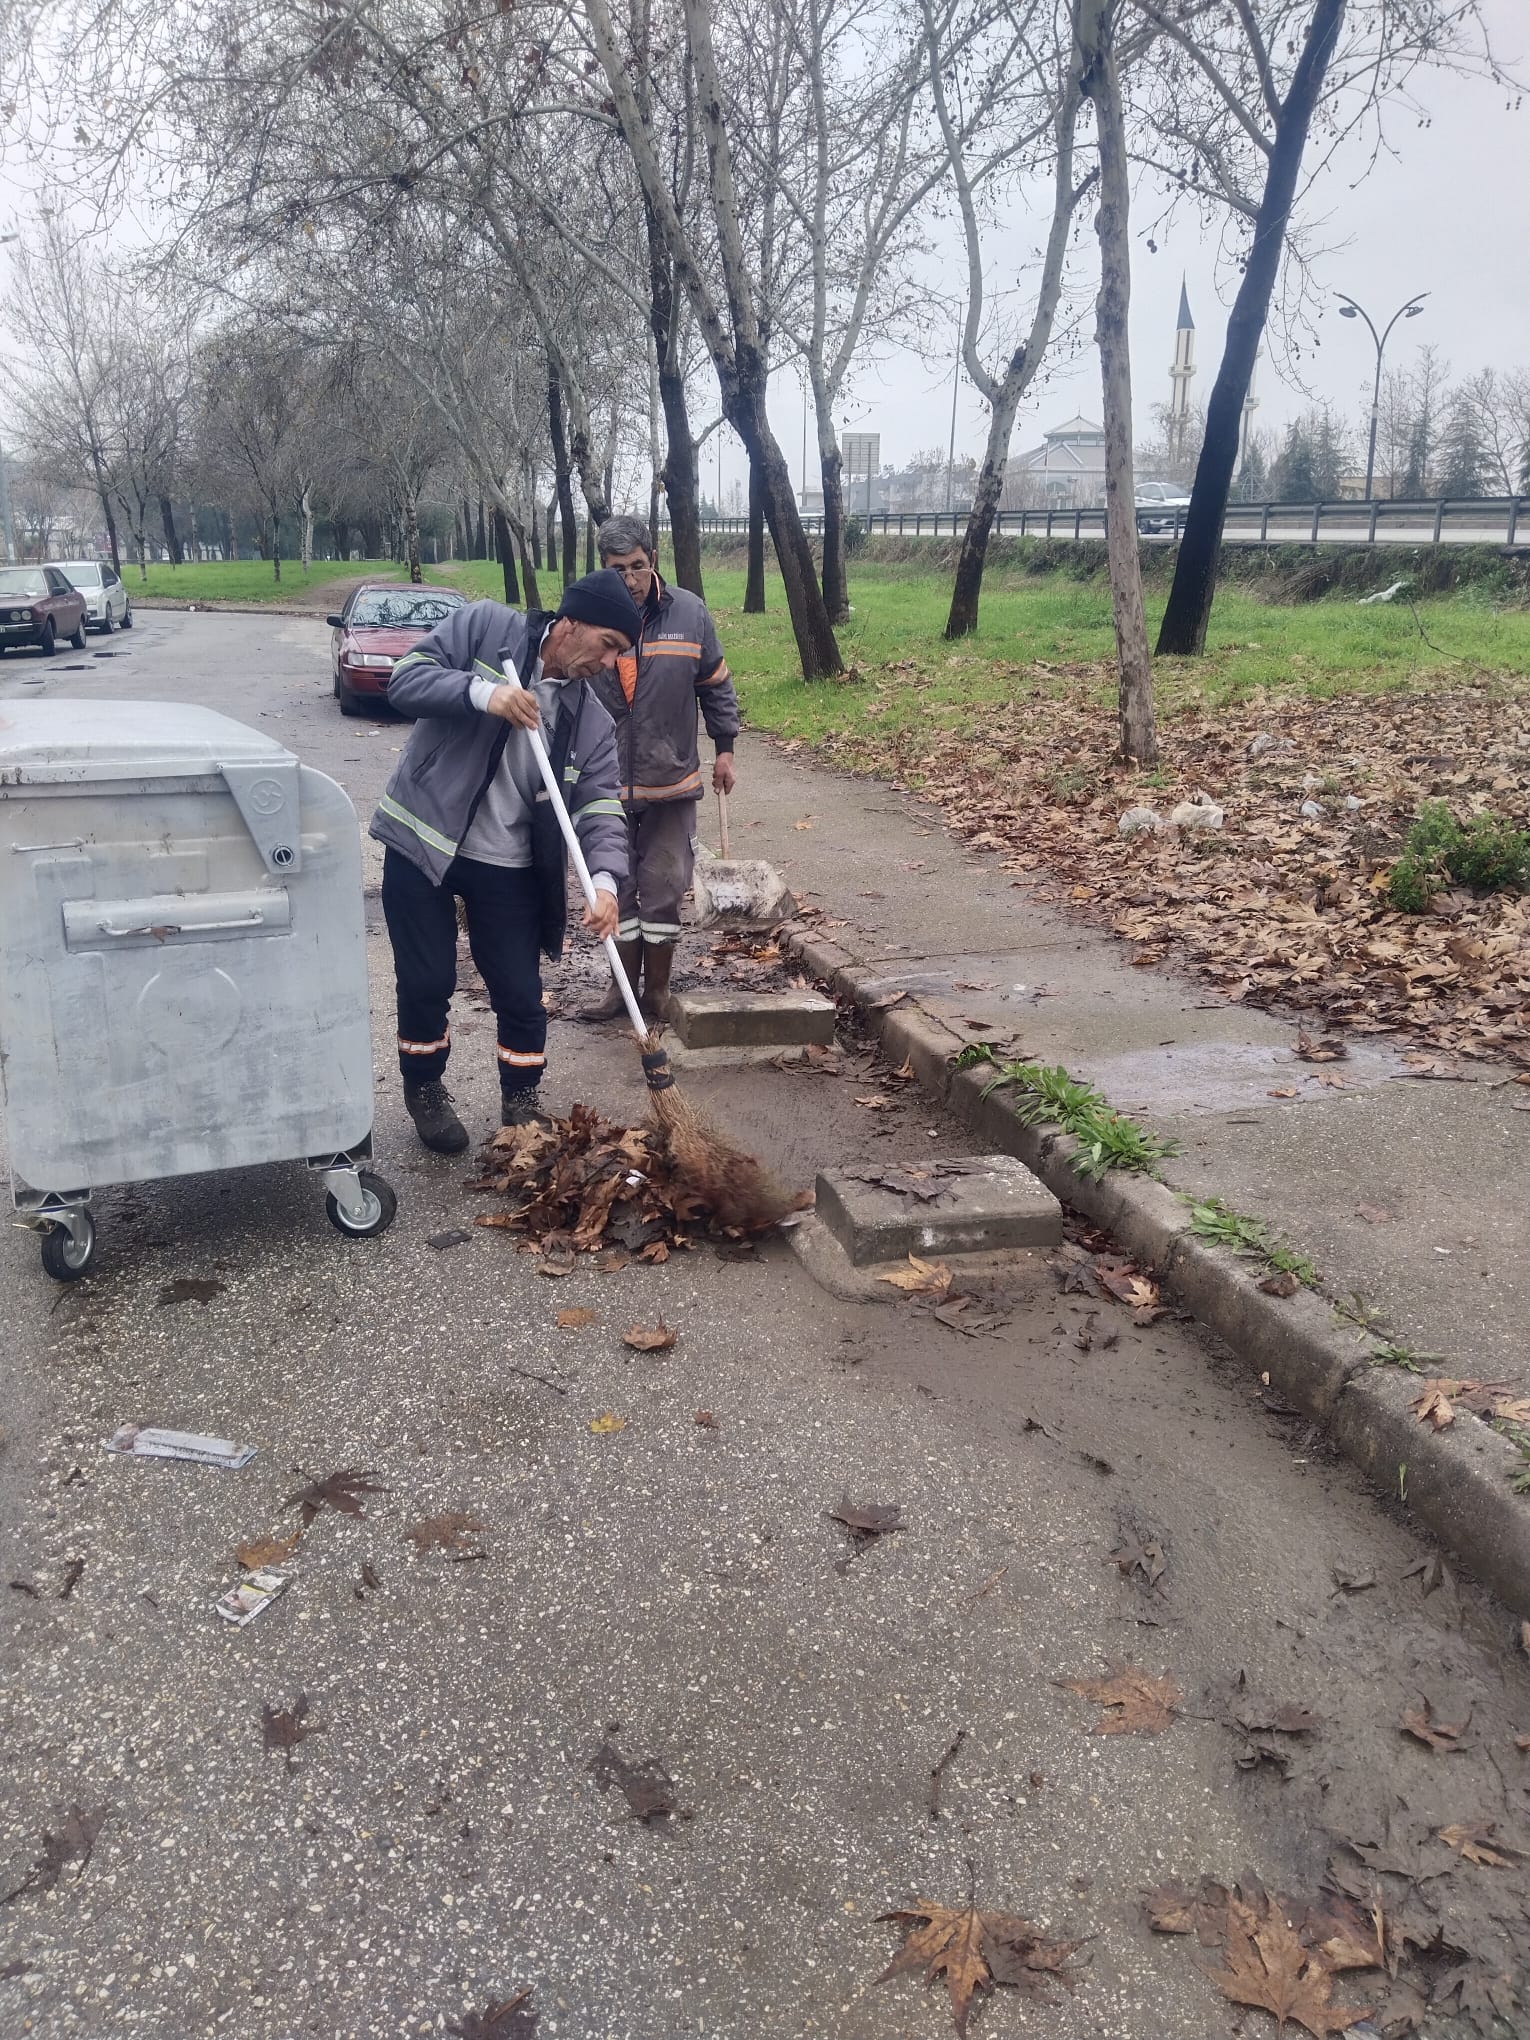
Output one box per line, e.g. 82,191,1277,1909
53,562,102,585
348,590,463,628
0,568,47,598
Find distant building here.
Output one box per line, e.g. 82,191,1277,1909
1003,415,1108,509
1168,279,1196,462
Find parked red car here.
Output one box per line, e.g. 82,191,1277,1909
327,582,466,716
0,565,89,657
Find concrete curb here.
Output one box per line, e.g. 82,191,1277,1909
784,923,1530,1619
135,600,332,618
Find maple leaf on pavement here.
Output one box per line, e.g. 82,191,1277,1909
1399,1699,1468,1753
285,1468,388,1526
1203,1888,1373,2037
877,1253,953,1296
828,1498,903,1542
0,1805,107,1905
1061,1664,1181,1734
877,1896,1085,2035
1094,1259,1160,1311
1436,1822,1526,1868
236,1528,301,1571
622,1321,678,1352
447,1988,538,2038
588,1742,677,1824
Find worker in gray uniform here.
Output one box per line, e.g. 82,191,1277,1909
577,515,740,1023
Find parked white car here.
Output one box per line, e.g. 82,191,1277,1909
49,560,134,633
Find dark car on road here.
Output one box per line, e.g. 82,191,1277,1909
0,565,89,657
327,582,466,716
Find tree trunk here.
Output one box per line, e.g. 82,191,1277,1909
1080,0,1154,766
158,494,184,565
585,517,595,574
93,465,121,573
744,459,767,611
224,506,236,562
528,482,542,570
649,473,663,556
645,200,704,598
819,432,848,623
725,378,840,679
544,501,558,578
270,508,282,583
1155,0,1347,656
460,496,474,559
475,499,487,561
299,486,314,573
946,378,1026,637
493,505,520,604
548,370,580,589
404,494,422,583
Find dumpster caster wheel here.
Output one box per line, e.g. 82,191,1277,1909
325,1170,397,1240
40,1215,96,1281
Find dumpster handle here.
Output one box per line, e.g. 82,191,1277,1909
96,912,266,938
11,837,86,853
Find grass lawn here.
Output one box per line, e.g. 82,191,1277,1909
445,553,1530,748
129,558,397,606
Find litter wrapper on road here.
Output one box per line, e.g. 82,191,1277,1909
214,1567,288,1627
103,1423,257,1470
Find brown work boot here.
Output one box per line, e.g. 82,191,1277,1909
639,940,675,1022
576,938,642,1022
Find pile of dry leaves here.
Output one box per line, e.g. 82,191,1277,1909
468,1102,768,1263
819,678,1530,1065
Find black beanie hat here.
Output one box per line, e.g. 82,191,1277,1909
557,568,643,647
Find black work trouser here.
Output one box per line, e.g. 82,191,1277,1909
382,848,546,1093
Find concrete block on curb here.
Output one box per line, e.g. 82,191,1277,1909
668,988,836,1050
815,1153,1062,1267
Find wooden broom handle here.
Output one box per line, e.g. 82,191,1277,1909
716,787,731,857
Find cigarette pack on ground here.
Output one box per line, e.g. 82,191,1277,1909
103,1424,257,1470
215,1568,288,1627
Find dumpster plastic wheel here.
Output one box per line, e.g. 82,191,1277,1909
40,1216,96,1281
325,1170,397,1240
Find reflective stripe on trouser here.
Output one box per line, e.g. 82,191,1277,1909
616,796,698,949
381,847,548,1091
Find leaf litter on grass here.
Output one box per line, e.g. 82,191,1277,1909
817,684,1530,1067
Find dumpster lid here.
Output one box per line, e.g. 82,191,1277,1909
0,701,296,783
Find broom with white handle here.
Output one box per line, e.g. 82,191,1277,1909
502,670,795,1229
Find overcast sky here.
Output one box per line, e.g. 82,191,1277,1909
733,0,1530,502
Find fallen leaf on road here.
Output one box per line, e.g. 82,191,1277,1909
878,1254,952,1297
793,817,815,830
447,1987,538,2037
588,1741,677,1823
866,989,909,1012
286,1468,387,1526
1259,1269,1301,1297
1402,1552,1445,1596
555,1307,598,1330
1094,1260,1159,1312
1206,1888,1374,2036
588,1412,627,1435
262,1694,325,1771
0,1806,107,1905
1437,1822,1525,1868
1399,1699,1467,1752
1521,1621,1530,1657
1330,1567,1376,1596
595,1247,631,1272
622,1321,677,1352
236,1529,301,1571
1061,1665,1181,1735
1296,1033,1349,1063
1354,1205,1392,1224
1513,1731,1530,1752
1268,1086,1300,1098
828,1498,903,1542
1410,1383,1456,1429
1109,1528,1166,1590
407,1513,486,1554
854,1093,892,1110
1237,1704,1320,1737
354,1563,382,1599
877,1894,1086,2033
693,1410,718,1429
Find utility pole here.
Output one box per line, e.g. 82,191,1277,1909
1336,290,1429,501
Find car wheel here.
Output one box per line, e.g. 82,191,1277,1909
120,602,133,629
338,681,364,717
70,615,87,650
101,601,118,634
39,621,56,657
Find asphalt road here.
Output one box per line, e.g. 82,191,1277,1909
1,613,1528,2040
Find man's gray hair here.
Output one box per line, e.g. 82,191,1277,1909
597,514,656,561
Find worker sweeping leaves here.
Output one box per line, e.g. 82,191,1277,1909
576,515,740,1024
370,570,640,1155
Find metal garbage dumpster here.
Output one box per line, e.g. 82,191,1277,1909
0,700,397,1280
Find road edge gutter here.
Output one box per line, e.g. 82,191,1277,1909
784,925,1530,1621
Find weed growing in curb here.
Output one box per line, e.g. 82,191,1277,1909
953,1045,1180,1181
1491,1422,1530,1495
1368,1341,1443,1373
1186,1197,1316,1287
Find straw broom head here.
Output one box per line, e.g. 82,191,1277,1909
640,1030,798,1231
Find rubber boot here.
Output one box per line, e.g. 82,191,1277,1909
576,938,642,1022
501,1086,553,1131
404,1077,469,1155
639,940,675,1023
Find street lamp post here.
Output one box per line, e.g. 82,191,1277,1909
1336,290,1428,502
